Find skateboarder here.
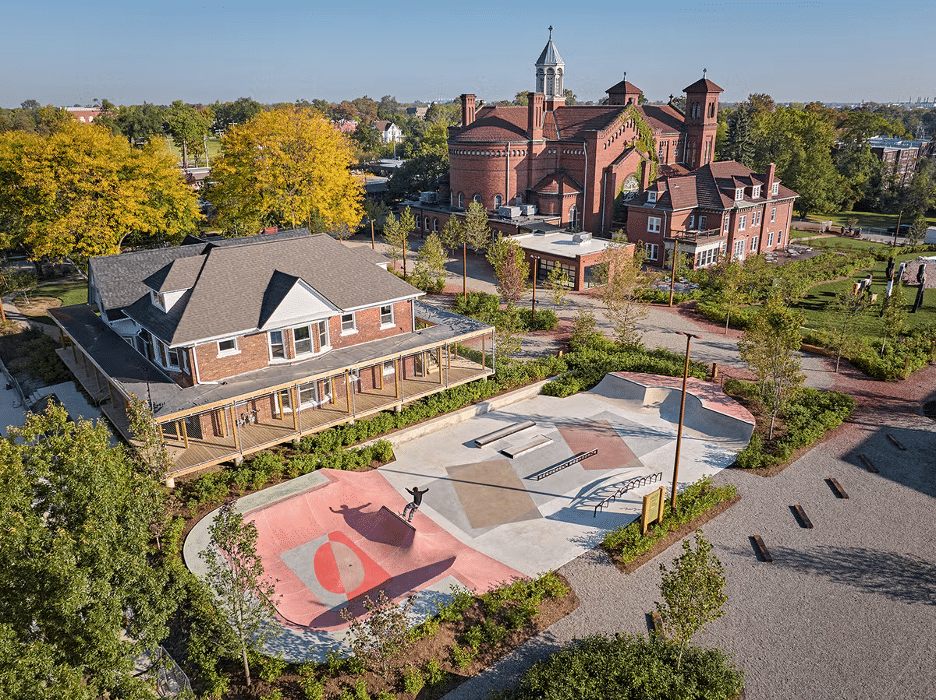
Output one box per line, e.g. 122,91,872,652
402,486,429,522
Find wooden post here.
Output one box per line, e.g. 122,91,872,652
219,408,227,438
447,344,452,370
180,419,189,449
395,358,402,399
71,341,77,363
291,387,299,432
230,405,241,453
378,363,383,390
438,347,443,384
482,336,486,370
345,372,351,414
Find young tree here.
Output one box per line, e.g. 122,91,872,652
0,405,178,700
199,500,279,688
487,235,530,306
737,295,805,439
210,105,363,235
596,231,650,347
339,590,416,677
716,258,752,333
440,201,492,300
880,281,908,354
383,206,415,277
545,264,571,306
826,288,872,373
569,308,603,350
165,100,212,168
0,122,200,260
655,530,727,670
413,231,448,292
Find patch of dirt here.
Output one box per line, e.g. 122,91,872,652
607,495,741,574
14,296,62,318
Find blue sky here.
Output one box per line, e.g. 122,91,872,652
3,0,935,108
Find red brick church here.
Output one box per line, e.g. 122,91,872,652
443,28,797,268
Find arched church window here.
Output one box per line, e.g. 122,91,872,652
515,193,523,205
458,193,464,208
708,102,715,118
473,194,482,205
494,195,503,208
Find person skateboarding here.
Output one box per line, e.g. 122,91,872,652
402,486,429,522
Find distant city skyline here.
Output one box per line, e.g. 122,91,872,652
3,0,935,109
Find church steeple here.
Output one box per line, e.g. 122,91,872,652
535,26,565,109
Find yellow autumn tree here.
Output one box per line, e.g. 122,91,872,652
209,105,363,235
0,121,200,260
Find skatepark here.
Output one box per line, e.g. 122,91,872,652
183,371,755,661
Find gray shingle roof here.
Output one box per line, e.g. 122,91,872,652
536,35,563,66
144,255,206,292
96,231,423,347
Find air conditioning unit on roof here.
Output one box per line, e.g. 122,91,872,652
572,232,592,244
520,204,537,215
498,206,521,218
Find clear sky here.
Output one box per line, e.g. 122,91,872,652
3,0,935,109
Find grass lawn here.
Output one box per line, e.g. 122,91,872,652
790,228,818,239
160,135,223,166
809,237,890,252
33,279,88,306
808,210,936,230
795,252,936,341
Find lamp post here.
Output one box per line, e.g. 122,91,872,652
671,331,702,513
531,255,540,323
668,238,680,307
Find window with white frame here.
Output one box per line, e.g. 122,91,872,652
341,312,356,334
699,215,707,230
738,214,747,231
648,216,661,233
150,290,166,310
424,216,430,231
771,182,779,195
494,195,502,208
723,216,730,233
752,185,761,198
735,188,744,200
269,330,286,360
647,190,657,203
383,360,395,375
645,243,659,261
157,339,182,370
380,304,393,328
433,218,438,232
293,325,313,355
750,236,758,252
777,230,783,245
767,231,774,246
316,320,328,350
689,214,695,229
458,193,464,208
733,240,745,260
218,338,238,357
770,207,776,223
752,211,761,226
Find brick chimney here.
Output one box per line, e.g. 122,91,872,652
528,92,544,140
641,159,652,190
460,94,476,127
765,162,776,198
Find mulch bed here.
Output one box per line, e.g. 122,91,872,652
607,494,742,575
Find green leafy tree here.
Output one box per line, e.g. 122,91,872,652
0,405,178,700
545,264,571,306
826,288,872,373
562,88,577,106
487,235,530,305
655,530,727,670
737,295,805,439
881,282,908,354
211,97,263,133
413,231,448,291
723,105,755,168
388,121,449,199
440,201,492,300
596,231,650,347
383,206,416,277
340,590,416,677
716,257,752,333
114,103,168,145
165,100,211,167
210,105,363,234
351,120,384,162
199,500,279,688
0,121,200,260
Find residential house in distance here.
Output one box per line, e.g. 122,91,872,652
374,120,404,145
48,230,494,479
625,161,798,269
867,137,932,187
64,106,102,123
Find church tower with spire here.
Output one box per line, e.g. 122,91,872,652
535,26,565,111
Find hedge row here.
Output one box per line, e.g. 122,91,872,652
601,476,738,563
452,291,559,331
729,380,855,469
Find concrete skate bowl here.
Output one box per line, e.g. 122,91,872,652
589,372,755,449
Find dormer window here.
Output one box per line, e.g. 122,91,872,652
151,290,166,310
752,186,761,198
647,190,657,203
735,188,744,201
771,182,779,196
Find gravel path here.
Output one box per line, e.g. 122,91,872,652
444,364,936,700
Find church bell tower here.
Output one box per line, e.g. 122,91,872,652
535,26,565,111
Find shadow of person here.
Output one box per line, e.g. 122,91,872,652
328,502,414,547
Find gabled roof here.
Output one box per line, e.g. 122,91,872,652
449,106,529,142
640,105,685,135
553,107,626,139
684,78,724,94
533,172,583,195
144,255,205,292
97,231,423,347
606,79,643,95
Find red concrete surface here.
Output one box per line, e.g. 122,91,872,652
557,419,644,471
245,469,523,631
612,371,755,424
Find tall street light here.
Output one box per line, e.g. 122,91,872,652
672,331,702,513
530,255,540,323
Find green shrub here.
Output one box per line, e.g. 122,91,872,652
402,666,425,694
300,674,324,700
451,643,475,670
424,658,448,686
258,654,287,682
602,476,737,563
530,308,559,331
259,690,283,700
494,633,743,700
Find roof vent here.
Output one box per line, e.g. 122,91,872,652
572,232,592,244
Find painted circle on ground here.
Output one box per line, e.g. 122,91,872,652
313,540,365,595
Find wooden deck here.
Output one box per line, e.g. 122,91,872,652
58,342,492,477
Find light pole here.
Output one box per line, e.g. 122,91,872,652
671,331,702,513
530,256,540,323
668,238,680,307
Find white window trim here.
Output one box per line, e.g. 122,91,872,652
383,360,396,376
648,216,661,234
379,304,394,330
292,324,315,357
316,319,330,353
738,214,747,232
157,338,181,370
723,216,730,234
268,330,287,362
734,240,745,261
735,188,744,201
768,231,775,247
340,312,357,336
752,186,761,198
645,243,659,261
771,182,779,195
150,290,166,311
750,236,758,252
217,337,239,358
647,190,657,203
771,207,776,223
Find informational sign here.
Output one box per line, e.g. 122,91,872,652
641,486,666,535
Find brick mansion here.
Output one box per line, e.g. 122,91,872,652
410,28,798,271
